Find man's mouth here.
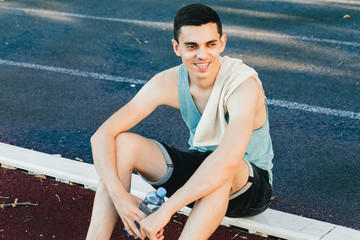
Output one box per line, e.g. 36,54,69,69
194,62,210,71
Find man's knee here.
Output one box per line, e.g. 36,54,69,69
114,132,144,174
115,132,140,155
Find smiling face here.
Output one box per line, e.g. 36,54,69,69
172,23,227,85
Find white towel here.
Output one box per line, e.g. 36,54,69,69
193,56,265,147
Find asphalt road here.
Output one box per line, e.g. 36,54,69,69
1,0,359,230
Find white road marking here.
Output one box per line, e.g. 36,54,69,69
226,28,360,47
272,0,360,6
0,59,147,84
0,6,171,28
1,59,359,120
266,99,360,120
1,6,359,47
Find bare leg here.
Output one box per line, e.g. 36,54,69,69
86,181,119,240
177,158,249,240
86,132,168,240
178,179,233,240
177,159,249,240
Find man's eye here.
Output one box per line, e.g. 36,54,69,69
187,45,195,49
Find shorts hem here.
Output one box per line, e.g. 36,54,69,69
229,159,254,200
139,140,174,187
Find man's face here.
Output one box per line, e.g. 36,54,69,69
172,23,226,83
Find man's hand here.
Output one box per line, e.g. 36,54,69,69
139,207,172,240
112,192,147,239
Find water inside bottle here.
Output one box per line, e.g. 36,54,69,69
139,195,164,215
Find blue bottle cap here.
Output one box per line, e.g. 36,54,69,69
156,187,167,198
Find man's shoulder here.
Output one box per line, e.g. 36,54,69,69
141,66,180,108
155,66,180,82
220,56,258,73
148,66,180,89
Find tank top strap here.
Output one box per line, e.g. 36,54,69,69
178,65,202,149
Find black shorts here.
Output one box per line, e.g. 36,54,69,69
141,140,272,218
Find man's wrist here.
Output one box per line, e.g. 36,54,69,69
161,198,180,216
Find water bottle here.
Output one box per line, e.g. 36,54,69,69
139,187,167,215
124,187,167,238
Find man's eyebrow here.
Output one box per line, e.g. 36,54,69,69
207,39,218,44
184,41,197,45
183,39,218,45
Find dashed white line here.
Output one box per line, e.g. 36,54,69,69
1,59,359,120
1,6,359,47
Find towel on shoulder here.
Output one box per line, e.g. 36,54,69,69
193,56,266,147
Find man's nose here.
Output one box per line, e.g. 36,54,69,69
197,46,207,59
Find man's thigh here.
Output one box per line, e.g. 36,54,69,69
115,132,168,183
139,141,212,199
225,163,272,217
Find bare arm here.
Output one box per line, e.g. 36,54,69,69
91,68,179,198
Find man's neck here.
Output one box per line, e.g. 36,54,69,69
188,63,220,91
189,75,216,91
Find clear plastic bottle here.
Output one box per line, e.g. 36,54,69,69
139,187,167,215
124,188,167,238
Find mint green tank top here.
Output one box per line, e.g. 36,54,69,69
178,64,274,184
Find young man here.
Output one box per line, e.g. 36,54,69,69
86,4,273,240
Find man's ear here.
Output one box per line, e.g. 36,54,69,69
172,39,181,57
220,34,227,53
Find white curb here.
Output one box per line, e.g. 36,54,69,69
0,142,359,240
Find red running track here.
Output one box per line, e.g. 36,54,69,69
0,167,278,240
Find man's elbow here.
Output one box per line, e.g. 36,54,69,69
90,127,112,146
90,131,100,146
89,130,110,164
90,132,102,151
221,151,244,176
224,158,240,175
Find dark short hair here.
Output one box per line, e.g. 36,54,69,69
173,3,222,42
